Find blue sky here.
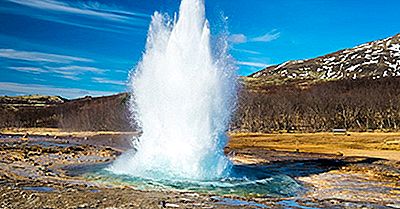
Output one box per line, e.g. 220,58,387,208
1,0,400,98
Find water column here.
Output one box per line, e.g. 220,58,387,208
109,0,237,180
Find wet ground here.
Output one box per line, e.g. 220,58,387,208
0,134,399,208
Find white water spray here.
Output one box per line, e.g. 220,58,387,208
109,0,237,180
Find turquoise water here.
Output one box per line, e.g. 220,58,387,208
77,164,302,197
22,186,56,192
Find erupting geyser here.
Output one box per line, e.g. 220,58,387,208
109,0,237,180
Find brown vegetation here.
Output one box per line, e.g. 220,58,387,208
57,94,133,131
2,77,400,133
0,93,133,131
232,77,400,133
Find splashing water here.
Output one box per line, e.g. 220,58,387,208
109,0,237,180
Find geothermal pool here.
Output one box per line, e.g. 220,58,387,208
79,164,302,197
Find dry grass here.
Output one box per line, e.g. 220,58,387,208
2,128,399,161
229,132,400,161
0,128,136,137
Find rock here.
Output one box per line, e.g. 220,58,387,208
78,203,89,208
160,200,166,208
184,193,199,197
387,204,400,208
28,194,36,199
99,150,111,157
165,203,180,208
385,140,400,145
179,198,193,203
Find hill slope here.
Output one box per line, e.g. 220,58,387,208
0,95,67,106
250,33,400,82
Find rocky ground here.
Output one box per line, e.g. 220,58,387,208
0,132,399,208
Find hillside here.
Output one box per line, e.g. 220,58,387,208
235,33,400,132
0,95,67,106
0,93,132,131
250,33,400,83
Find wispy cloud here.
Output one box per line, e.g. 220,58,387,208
46,65,105,74
8,65,107,80
76,1,149,19
236,61,268,68
5,0,149,21
0,48,92,63
228,34,247,44
20,65,107,80
7,66,47,74
2,48,108,80
59,75,80,81
92,77,126,86
231,47,261,55
252,29,281,42
115,69,127,74
229,29,281,44
2,0,149,33
5,0,123,21
0,82,115,98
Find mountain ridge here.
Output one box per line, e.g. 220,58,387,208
249,33,400,82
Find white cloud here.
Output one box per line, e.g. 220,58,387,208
8,65,110,81
46,65,107,80
0,82,115,98
0,48,92,63
2,0,149,33
228,34,247,44
58,75,80,81
5,0,147,22
236,61,268,68
3,48,108,80
77,1,149,18
92,77,126,86
231,47,261,55
8,66,48,74
115,69,127,74
229,29,281,44
46,65,105,74
252,29,281,42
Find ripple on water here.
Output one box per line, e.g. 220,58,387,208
70,164,303,197
22,186,56,192
277,200,321,209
